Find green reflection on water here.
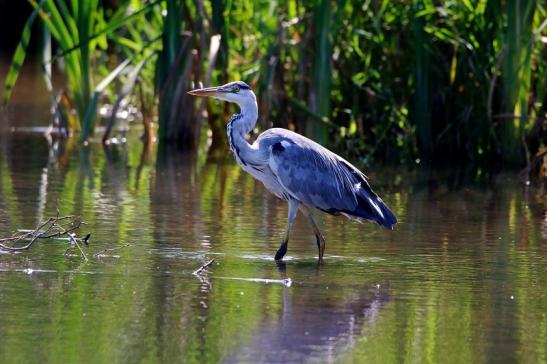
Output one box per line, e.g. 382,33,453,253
0,133,546,364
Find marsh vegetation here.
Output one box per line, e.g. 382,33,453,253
1,0,546,165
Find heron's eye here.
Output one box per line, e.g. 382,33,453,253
233,85,240,93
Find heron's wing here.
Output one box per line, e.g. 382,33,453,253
267,136,397,229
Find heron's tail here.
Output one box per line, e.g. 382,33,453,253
354,193,397,230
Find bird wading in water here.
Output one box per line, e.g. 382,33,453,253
188,81,397,261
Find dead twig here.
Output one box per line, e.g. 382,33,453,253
68,233,88,262
0,215,89,262
93,243,132,258
193,259,215,275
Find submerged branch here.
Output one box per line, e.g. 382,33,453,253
93,243,132,258
193,259,215,275
216,277,292,287
0,215,89,261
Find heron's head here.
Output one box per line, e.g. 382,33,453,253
187,81,255,108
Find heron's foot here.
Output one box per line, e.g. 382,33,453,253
315,234,326,260
275,242,288,261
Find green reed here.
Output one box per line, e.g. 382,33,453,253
2,0,546,165
2,0,158,140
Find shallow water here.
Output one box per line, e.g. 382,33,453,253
1,130,545,364
0,113,546,362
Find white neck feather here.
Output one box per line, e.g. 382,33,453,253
227,93,259,166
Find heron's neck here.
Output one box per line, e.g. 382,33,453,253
227,99,259,166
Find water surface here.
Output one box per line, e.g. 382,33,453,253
0,115,546,363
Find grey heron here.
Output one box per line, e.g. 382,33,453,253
188,81,397,261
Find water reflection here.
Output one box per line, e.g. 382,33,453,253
227,278,390,363
0,132,545,363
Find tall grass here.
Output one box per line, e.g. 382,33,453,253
306,0,331,145
411,0,432,159
2,0,158,140
156,0,192,145
207,0,230,152
500,0,537,163
1,1,45,106
2,0,547,166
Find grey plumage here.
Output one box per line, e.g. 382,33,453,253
188,81,397,260
259,129,396,228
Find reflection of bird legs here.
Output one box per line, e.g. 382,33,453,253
275,199,300,261
300,206,326,260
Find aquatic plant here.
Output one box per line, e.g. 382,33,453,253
1,0,546,165
2,0,159,141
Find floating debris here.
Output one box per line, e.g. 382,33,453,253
193,259,215,275
1,214,89,261
216,277,292,287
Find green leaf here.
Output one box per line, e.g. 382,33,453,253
80,57,133,141
46,0,160,64
351,72,367,87
2,0,46,105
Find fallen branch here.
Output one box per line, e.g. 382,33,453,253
193,259,215,275
0,215,88,261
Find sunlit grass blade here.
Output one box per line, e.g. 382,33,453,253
80,58,133,141
197,34,222,117
103,54,155,142
1,0,46,105
46,0,161,64
500,0,537,163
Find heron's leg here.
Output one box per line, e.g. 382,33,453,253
275,199,300,261
300,206,326,260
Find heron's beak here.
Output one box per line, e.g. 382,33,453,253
187,86,224,97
